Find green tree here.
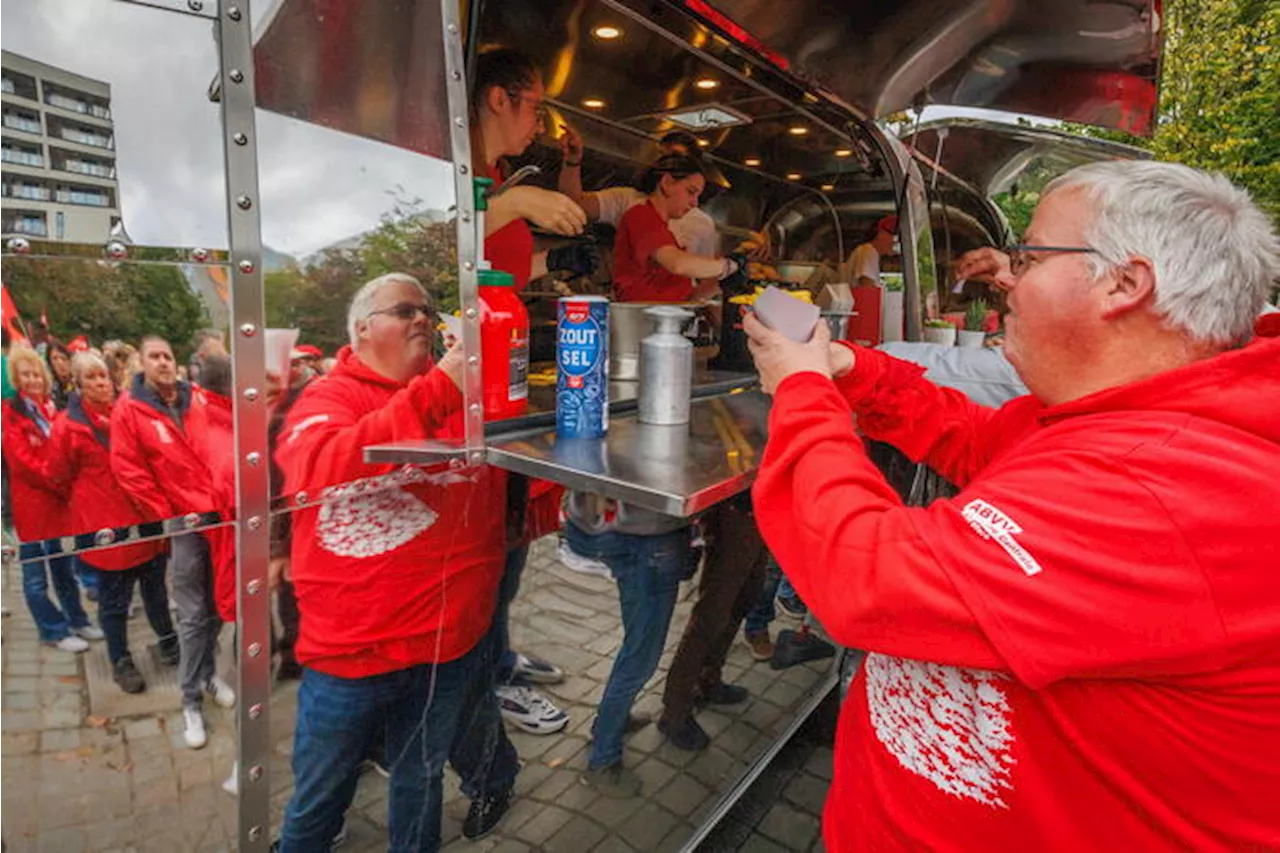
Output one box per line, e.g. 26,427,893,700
3,259,209,359
1065,0,1280,221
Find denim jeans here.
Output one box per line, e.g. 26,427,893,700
91,556,177,665
743,560,797,636
565,523,693,769
493,545,529,684
19,541,90,642
279,637,518,853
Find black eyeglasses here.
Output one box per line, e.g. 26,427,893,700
368,303,435,323
1008,244,1101,277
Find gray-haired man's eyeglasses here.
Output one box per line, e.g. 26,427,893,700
1008,244,1101,277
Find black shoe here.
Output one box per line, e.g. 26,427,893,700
156,637,180,667
463,789,512,840
696,682,749,707
113,655,146,694
658,716,710,752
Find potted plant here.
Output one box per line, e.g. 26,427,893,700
923,318,956,346
958,299,988,348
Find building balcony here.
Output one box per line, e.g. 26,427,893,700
2,114,42,134
0,148,44,168
2,218,48,237
1,184,52,202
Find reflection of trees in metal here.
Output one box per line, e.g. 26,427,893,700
265,202,457,355
3,259,210,361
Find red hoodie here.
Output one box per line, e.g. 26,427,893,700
753,333,1280,851
276,347,506,678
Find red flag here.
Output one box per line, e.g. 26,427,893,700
1,284,28,343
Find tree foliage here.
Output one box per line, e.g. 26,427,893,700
1064,0,1280,222
265,204,458,355
3,259,209,360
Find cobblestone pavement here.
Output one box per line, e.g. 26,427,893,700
2,536,836,852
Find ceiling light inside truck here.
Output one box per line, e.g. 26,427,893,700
662,104,751,130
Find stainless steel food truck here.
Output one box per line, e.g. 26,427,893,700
1,0,1159,848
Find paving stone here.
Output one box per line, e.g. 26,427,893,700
3,660,41,676
739,832,788,853
633,756,679,794
490,840,533,853
762,679,806,709
526,613,598,646
782,773,830,815
2,731,39,755
584,633,621,657
515,803,574,845
615,800,676,851
654,773,711,817
35,826,88,853
757,802,821,849
2,710,43,731
3,691,39,710
40,727,84,752
685,745,737,789
545,814,607,852
122,717,163,740
803,747,834,781
590,835,635,853
585,791,644,829
528,588,597,619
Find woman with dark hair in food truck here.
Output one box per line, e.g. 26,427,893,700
611,153,745,303
465,48,600,748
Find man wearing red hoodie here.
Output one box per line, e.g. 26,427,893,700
275,273,518,852
744,161,1280,851
110,336,235,750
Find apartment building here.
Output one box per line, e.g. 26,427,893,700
1,50,122,243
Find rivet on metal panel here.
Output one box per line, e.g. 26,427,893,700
452,71,462,81
464,308,478,319
95,528,116,546
469,451,485,465
246,579,263,595
239,323,257,337
233,132,248,146
468,403,482,416
188,0,203,11
448,24,458,34
246,515,262,530
236,194,252,210
454,117,465,129
249,703,263,719
449,457,465,470
5,237,30,254
458,162,468,173
106,241,128,260
229,69,244,84
238,259,255,274
190,247,210,262
183,513,201,529
461,212,471,223
463,261,475,272
227,5,242,20
248,643,263,658
249,765,264,781
243,387,259,402
248,826,263,841
245,452,262,467
467,355,479,366
295,490,308,505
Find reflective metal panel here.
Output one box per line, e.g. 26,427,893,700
1,0,230,254
251,0,453,160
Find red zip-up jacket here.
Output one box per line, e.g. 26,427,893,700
753,332,1280,851
201,392,237,623
1,394,67,542
109,374,217,522
45,393,168,571
276,347,506,678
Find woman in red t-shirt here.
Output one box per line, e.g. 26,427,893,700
613,154,743,302
470,49,598,288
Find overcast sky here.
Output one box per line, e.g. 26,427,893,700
4,0,456,257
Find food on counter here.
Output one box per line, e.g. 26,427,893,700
727,285,814,306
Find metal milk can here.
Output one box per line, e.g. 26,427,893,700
638,305,693,425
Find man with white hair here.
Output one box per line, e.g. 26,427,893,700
275,273,518,851
744,161,1280,850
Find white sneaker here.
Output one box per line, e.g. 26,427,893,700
206,675,236,709
73,624,105,641
53,635,90,653
495,684,570,735
556,539,612,580
222,761,239,796
183,706,208,749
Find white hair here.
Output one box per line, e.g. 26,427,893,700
346,272,429,346
1043,161,1280,346
70,351,109,385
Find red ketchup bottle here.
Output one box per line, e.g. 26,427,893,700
479,266,530,421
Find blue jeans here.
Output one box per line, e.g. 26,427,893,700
565,523,694,769
494,545,529,684
19,541,90,642
743,560,796,636
279,638,518,853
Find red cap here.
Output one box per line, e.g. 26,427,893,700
877,215,899,235
67,335,91,353
293,344,323,359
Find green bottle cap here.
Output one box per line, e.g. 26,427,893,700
474,177,494,212
478,267,515,287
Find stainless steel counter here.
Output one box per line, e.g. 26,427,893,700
364,378,771,518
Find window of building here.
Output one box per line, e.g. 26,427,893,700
0,77,14,94
0,145,44,167
46,92,89,114
60,127,112,148
2,111,42,134
55,211,65,240
64,158,113,178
